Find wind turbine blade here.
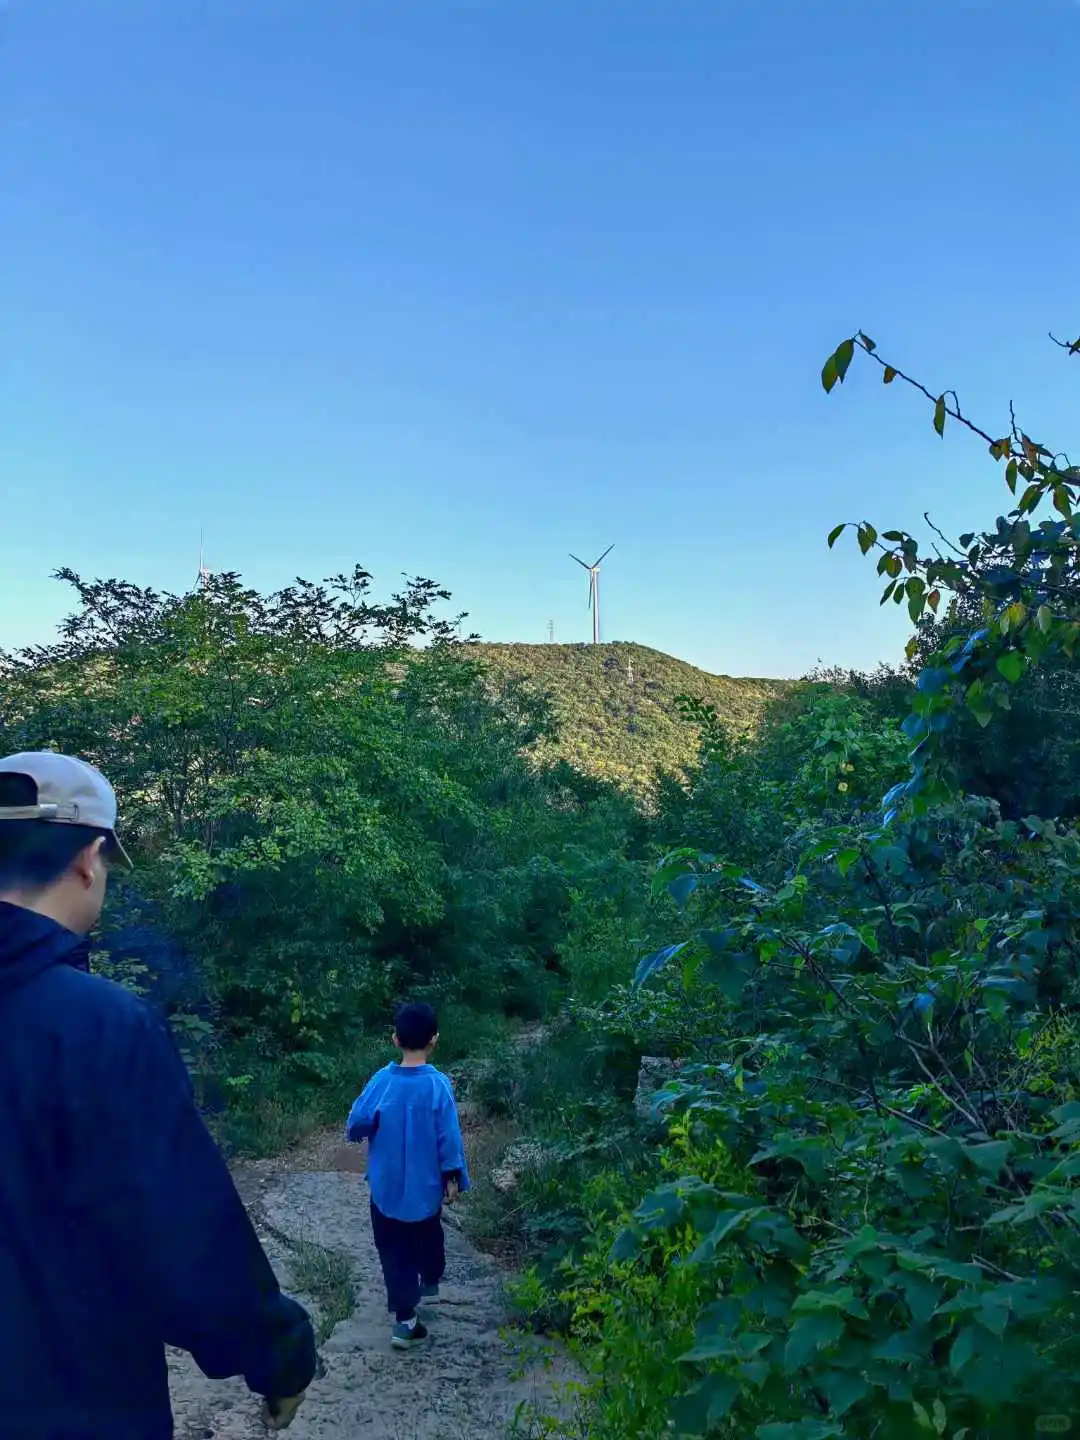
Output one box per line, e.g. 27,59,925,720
569,553,589,569
592,544,614,567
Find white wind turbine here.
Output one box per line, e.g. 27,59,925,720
570,545,614,645
197,529,211,590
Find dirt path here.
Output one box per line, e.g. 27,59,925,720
168,1133,575,1440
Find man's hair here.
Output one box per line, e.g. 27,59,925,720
0,821,108,891
0,774,107,890
394,1001,438,1052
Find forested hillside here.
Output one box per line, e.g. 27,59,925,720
466,642,784,793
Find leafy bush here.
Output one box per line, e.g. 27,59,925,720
522,330,1080,1438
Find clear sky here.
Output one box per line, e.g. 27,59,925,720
2,0,1078,678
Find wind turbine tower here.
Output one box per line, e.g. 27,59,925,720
570,545,614,645
197,532,211,590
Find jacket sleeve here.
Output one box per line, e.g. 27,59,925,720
345,1072,385,1143
69,996,318,1401
434,1078,470,1192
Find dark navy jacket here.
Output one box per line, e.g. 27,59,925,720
0,902,317,1440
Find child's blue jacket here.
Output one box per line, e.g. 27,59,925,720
347,1062,470,1221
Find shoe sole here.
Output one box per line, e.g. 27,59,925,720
391,1337,428,1351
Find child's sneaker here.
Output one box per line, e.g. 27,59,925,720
391,1320,429,1351
421,1284,440,1301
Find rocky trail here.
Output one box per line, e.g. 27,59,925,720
168,1131,575,1440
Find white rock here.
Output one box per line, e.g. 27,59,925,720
634,1055,682,1121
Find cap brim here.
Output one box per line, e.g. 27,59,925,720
105,832,133,871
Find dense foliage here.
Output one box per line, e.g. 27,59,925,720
0,566,648,1150
497,332,1080,1439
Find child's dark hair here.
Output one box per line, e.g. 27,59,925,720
394,1002,438,1052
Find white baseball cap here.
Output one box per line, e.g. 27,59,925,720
0,751,132,869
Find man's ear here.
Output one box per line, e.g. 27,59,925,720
391,1032,402,1050
72,836,107,889
429,1032,439,1049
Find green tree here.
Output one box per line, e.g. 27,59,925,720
0,565,644,1146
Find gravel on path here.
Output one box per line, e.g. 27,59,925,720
168,1136,576,1440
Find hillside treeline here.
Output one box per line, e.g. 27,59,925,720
0,566,655,1150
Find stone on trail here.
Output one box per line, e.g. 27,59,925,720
633,1055,682,1121
490,1141,551,1195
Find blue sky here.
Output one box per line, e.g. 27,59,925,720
2,0,1078,678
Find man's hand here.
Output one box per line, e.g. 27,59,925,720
444,1176,461,1205
262,1392,306,1432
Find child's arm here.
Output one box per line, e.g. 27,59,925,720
345,1072,386,1144
434,1077,470,1198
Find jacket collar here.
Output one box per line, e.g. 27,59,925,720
0,901,90,997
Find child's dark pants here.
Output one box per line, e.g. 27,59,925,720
370,1200,446,1323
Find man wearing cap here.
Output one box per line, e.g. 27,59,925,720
0,751,320,1439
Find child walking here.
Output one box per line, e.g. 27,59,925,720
346,1002,470,1351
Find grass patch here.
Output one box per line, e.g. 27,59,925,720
261,1219,356,1346
286,1238,356,1345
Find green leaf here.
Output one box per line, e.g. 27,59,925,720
670,1374,740,1435
700,947,756,1002
1018,482,1042,514
975,1295,1011,1339
689,1328,771,1363
962,1139,1011,1176
837,848,860,877
609,1227,638,1262
858,523,878,555
933,395,947,437
950,1325,979,1373
821,354,839,393
883,365,897,384
633,943,687,988
834,338,855,384
819,1370,870,1417
668,872,698,907
784,1312,845,1371
996,652,1025,683
827,523,846,548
